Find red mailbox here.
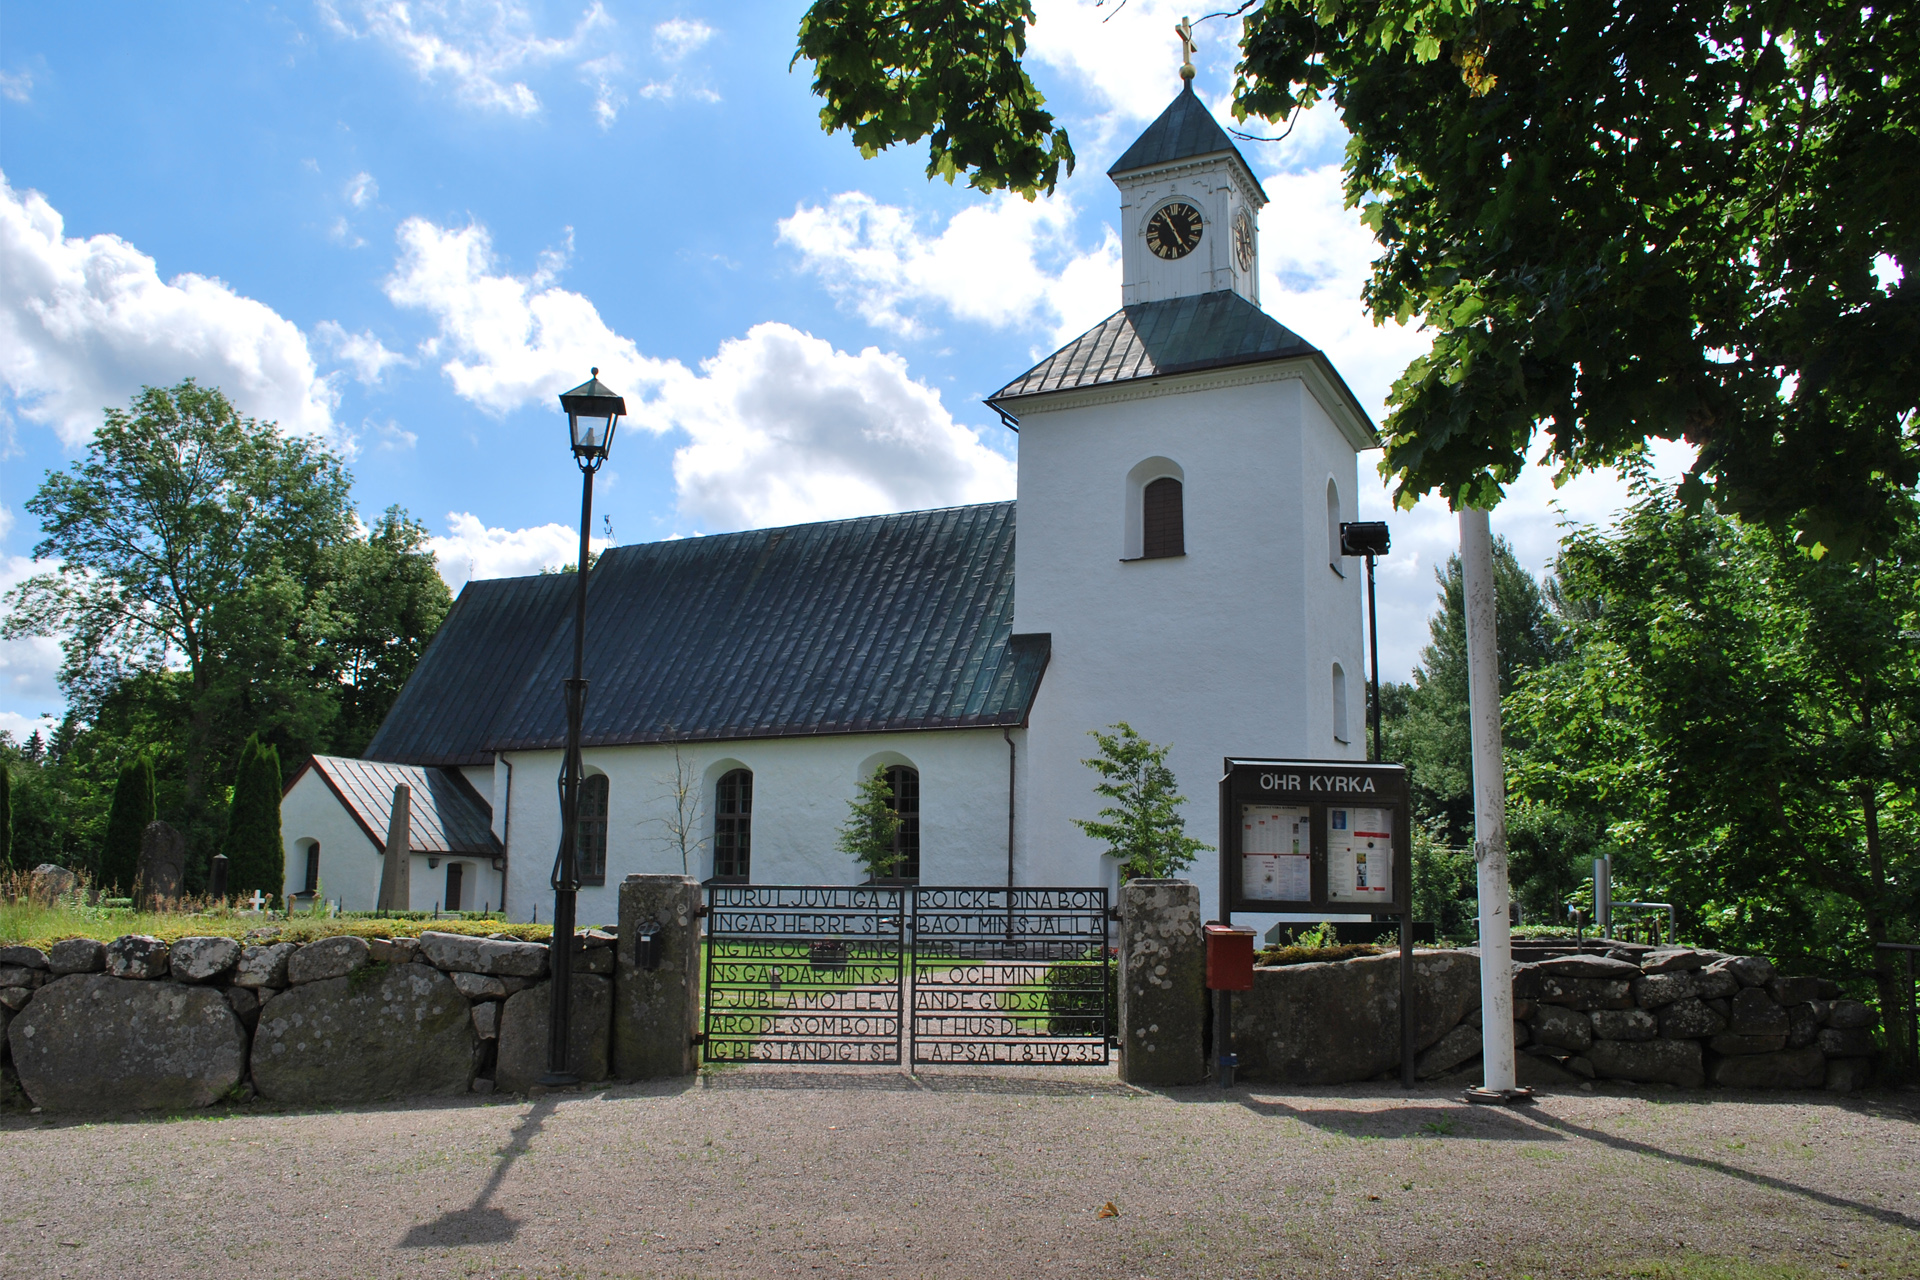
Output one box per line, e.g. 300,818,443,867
1205,923,1256,991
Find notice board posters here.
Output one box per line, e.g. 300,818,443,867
1218,759,1410,916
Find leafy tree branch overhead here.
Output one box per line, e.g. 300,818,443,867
795,0,1920,554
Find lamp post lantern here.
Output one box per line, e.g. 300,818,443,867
1339,520,1391,763
542,368,626,1087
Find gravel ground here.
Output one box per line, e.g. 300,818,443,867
2,1068,1916,1280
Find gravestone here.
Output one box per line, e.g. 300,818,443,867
137,821,187,905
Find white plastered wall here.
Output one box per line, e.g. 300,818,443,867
1114,154,1264,306
279,768,506,914
499,729,1016,926
1008,361,1366,919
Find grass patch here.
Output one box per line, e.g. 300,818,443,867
0,899,589,951
1253,943,1383,967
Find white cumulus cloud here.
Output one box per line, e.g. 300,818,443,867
344,171,378,208
384,214,1015,532
315,320,409,385
427,511,609,591
0,70,31,104
0,553,64,740
0,172,337,446
320,0,611,116
779,192,1120,344
653,18,712,60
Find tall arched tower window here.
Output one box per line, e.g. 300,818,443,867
578,773,609,885
1143,477,1185,559
714,769,753,882
1327,479,1344,575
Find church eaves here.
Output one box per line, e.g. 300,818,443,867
362,502,1050,766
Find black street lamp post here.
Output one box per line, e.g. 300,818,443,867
542,368,626,1087
1339,521,1391,763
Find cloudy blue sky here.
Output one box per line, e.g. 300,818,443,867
0,0,1687,738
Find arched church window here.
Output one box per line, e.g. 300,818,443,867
714,769,753,882
1142,477,1185,559
885,765,920,882
1327,479,1344,576
301,841,320,896
1332,663,1350,743
578,773,609,885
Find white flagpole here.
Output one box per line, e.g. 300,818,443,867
1460,508,1517,1093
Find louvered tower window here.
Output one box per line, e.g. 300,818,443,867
714,769,753,881
1142,477,1185,558
578,773,609,885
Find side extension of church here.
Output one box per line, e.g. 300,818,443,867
279,81,1378,923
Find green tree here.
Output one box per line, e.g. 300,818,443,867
99,755,157,893
794,1,1919,553
2,381,354,815
1382,536,1560,845
1507,477,1920,1070
1072,723,1210,880
837,766,904,880
220,735,284,898
0,757,11,871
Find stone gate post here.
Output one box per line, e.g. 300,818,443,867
612,874,701,1079
1118,878,1206,1086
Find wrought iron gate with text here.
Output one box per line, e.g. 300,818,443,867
702,884,1111,1066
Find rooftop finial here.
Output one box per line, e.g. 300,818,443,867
591,367,599,376
1175,16,1196,81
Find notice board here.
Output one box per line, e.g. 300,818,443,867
1219,759,1412,917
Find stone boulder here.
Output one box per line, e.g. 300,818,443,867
1728,988,1789,1037
417,931,548,978
104,935,171,980
1415,1023,1482,1079
1641,949,1709,974
1708,1033,1787,1056
366,937,420,965
1767,976,1821,1006
1711,955,1775,988
1816,1027,1875,1057
1656,998,1727,1039
1632,971,1697,1009
29,863,77,901
1516,1052,1585,1086
1826,1000,1873,1029
1710,1046,1825,1089
286,936,370,984
494,973,613,1093
1587,1038,1705,1088
1531,1004,1594,1053
1233,950,1479,1084
169,937,242,984
232,942,296,989
251,962,473,1105
1692,965,1741,1000
1528,974,1634,1011
1786,1003,1822,1049
1824,1058,1873,1093
7,974,246,1111
0,965,37,989
1590,1008,1658,1041
1536,954,1642,980
48,938,105,975
0,987,32,1011
0,945,48,969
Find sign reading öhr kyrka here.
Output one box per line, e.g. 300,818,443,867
1218,759,1412,917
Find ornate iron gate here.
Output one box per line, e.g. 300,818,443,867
701,884,1111,1066
909,886,1111,1065
702,885,905,1063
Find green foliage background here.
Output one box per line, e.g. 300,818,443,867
836,766,905,880
220,736,283,898
99,755,156,894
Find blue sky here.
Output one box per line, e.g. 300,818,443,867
0,0,1685,737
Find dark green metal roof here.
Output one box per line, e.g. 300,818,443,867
989,290,1321,402
1107,81,1264,198
364,503,1049,765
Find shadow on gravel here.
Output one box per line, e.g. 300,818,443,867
1235,1097,1562,1142
399,1097,555,1248
1527,1110,1920,1234
698,1069,1138,1098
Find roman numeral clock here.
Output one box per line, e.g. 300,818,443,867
1144,201,1204,260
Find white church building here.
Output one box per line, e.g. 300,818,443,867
279,83,1375,923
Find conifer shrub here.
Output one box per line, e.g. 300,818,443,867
221,736,283,896
99,755,156,893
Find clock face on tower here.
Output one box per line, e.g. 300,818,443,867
1144,202,1204,260
1233,211,1255,272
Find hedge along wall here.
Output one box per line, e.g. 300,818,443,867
1230,943,1880,1092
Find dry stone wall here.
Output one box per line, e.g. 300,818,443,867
1232,942,1879,1092
0,928,618,1113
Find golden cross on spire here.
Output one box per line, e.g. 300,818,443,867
1175,16,1197,81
